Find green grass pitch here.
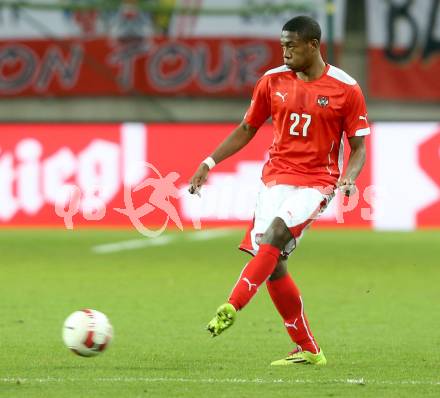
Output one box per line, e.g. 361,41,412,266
0,228,439,397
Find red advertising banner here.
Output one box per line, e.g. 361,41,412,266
0,38,283,97
368,49,440,100
367,0,440,100
0,122,372,230
1,122,438,230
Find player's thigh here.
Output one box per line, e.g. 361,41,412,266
239,184,331,256
276,187,331,255
239,183,291,255
277,188,325,231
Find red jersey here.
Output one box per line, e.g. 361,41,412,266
244,64,370,188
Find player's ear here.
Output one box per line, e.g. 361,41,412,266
309,39,320,51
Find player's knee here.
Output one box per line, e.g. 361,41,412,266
262,217,292,249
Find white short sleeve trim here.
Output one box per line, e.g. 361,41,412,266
327,65,357,85
264,65,290,76
355,127,371,136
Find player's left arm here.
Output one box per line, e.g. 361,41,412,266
338,83,369,196
337,136,366,196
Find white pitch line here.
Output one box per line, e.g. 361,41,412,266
0,377,439,386
92,229,235,254
92,235,173,254
187,229,234,241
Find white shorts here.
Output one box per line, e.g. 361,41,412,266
239,183,333,257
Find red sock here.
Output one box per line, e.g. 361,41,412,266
228,244,281,311
266,273,319,354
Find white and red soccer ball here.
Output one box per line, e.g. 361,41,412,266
62,309,113,357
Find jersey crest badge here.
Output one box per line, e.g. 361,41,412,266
317,95,329,107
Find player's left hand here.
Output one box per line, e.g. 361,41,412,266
337,177,357,197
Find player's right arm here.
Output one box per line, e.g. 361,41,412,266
188,121,257,194
189,75,271,195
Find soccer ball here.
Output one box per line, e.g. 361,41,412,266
62,309,113,357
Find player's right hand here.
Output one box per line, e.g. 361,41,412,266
188,163,210,195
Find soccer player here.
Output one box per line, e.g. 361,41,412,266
188,16,369,366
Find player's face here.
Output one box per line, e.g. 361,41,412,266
280,31,316,72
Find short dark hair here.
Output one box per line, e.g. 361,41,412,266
282,16,321,42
